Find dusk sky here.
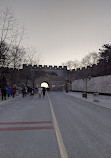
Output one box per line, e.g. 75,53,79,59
0,0,111,66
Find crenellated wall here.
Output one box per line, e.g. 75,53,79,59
22,64,67,80
1,61,111,92
23,64,67,70
20,64,67,90
0,64,68,90
69,60,111,83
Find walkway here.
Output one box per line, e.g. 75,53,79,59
64,91,111,109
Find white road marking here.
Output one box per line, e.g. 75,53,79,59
47,93,68,158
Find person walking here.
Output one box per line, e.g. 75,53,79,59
12,87,16,98
7,87,12,97
1,87,6,100
42,87,46,98
32,87,35,95
38,87,42,98
22,87,26,97
30,87,33,96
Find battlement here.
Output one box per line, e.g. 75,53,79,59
23,64,67,70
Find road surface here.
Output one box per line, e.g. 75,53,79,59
0,92,111,158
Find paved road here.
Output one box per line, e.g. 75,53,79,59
0,94,60,158
49,92,111,158
0,92,111,158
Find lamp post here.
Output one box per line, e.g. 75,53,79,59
83,76,91,99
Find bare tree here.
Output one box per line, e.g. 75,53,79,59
0,8,27,89
62,60,80,70
23,47,42,87
0,8,26,68
9,46,26,69
0,8,16,66
24,47,41,66
9,24,26,68
81,52,100,67
0,41,8,67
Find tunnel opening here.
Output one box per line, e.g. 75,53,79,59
40,81,50,90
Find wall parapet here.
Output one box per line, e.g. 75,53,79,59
70,61,111,82
23,64,67,70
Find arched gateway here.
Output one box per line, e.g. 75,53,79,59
21,64,68,91
41,81,49,88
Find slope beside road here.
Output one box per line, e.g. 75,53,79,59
64,91,111,109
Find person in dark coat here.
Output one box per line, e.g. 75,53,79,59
30,88,32,96
42,87,46,98
22,87,26,97
1,87,6,100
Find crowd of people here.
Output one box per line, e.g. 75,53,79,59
22,86,46,98
0,87,16,101
0,86,47,101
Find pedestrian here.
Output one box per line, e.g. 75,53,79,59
33,87,35,95
42,87,46,98
38,87,42,98
1,87,6,100
30,88,33,96
7,87,12,97
12,87,16,98
25,87,28,95
22,87,26,97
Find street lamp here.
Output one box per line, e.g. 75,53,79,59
83,76,91,99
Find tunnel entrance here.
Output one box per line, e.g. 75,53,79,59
41,81,49,89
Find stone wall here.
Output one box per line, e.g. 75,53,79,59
70,60,111,82
0,65,67,91
72,75,111,94
22,64,67,90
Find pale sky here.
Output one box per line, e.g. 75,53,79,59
0,0,111,66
